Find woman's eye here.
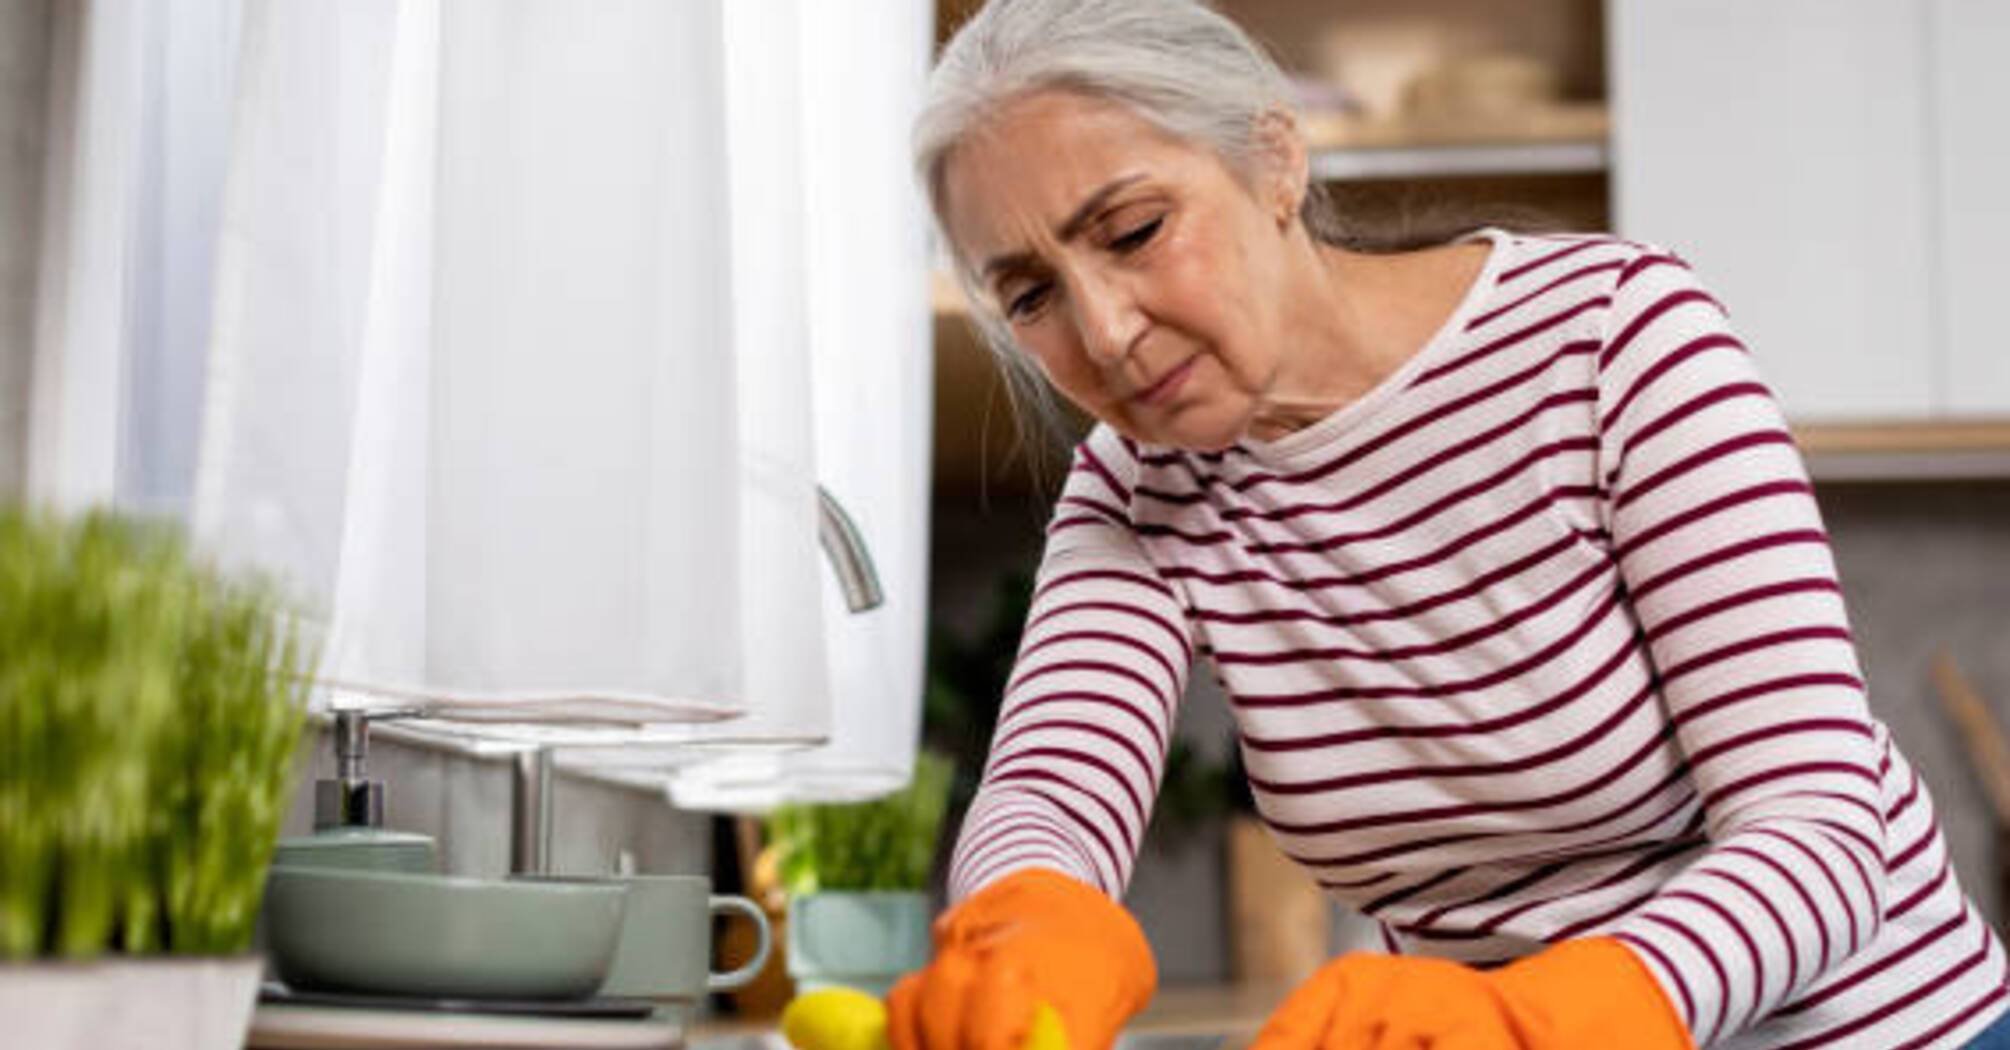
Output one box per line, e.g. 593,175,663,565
1111,216,1162,252
1006,282,1051,320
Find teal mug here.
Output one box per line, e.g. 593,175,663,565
786,890,931,998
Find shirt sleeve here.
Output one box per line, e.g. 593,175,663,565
946,428,1196,901
1590,247,1886,1046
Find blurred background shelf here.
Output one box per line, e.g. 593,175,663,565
1798,421,2010,482
1301,103,1608,149
1311,139,1606,181
1797,421,2010,456
1304,103,1609,181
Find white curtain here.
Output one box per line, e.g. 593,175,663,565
646,0,936,808
26,0,935,804
28,0,240,519
550,0,938,807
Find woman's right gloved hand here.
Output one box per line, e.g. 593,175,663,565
887,868,1157,1050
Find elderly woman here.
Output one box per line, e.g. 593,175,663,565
888,1,2009,1049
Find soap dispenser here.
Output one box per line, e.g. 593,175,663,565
272,710,438,874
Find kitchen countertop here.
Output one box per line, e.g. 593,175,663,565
246,1001,683,1049
688,983,1294,1050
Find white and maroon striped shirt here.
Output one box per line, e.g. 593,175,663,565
947,231,2009,1048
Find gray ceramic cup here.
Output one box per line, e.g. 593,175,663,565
528,875,771,1003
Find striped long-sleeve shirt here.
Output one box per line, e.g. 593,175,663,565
947,231,2009,1049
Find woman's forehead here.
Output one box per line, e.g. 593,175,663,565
942,91,1210,264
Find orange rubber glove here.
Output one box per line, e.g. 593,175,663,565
887,868,1156,1050
1246,938,1694,1050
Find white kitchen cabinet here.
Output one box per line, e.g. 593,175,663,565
1608,0,1938,422
1931,0,2010,415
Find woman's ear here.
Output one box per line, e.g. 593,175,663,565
1252,108,1309,232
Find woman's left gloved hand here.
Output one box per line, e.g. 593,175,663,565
1244,937,1694,1050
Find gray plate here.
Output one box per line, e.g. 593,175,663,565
258,981,652,1018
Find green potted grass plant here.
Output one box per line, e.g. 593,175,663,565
766,752,952,997
0,508,312,1050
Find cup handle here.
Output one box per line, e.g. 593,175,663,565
708,895,772,992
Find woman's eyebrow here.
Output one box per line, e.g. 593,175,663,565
980,173,1148,283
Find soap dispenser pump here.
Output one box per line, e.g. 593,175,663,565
316,709,392,830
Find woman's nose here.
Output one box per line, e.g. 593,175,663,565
1069,273,1144,366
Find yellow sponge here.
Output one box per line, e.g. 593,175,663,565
1022,1001,1069,1050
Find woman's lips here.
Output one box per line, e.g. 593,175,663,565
1131,356,1196,407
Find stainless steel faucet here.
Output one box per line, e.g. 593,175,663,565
817,485,884,612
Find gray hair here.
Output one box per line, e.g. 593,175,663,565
912,0,1346,462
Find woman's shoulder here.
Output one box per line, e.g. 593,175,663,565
1484,229,1695,284
1463,229,1720,337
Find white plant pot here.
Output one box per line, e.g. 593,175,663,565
0,954,263,1050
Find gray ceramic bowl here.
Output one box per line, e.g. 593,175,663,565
273,828,437,875
263,867,627,1000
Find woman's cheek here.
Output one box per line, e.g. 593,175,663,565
1156,236,1226,329
1024,342,1112,419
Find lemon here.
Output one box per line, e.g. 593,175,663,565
780,987,1072,1050
782,987,890,1050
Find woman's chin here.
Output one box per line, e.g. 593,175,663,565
1125,401,1248,454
